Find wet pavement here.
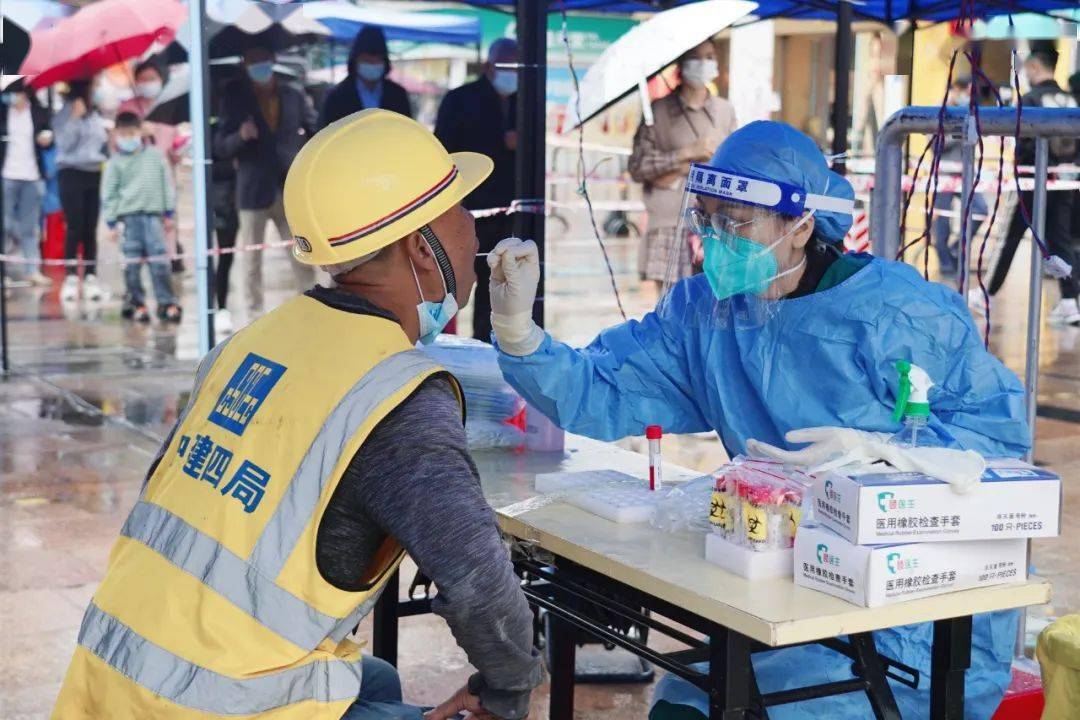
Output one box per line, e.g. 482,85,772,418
2,179,1079,718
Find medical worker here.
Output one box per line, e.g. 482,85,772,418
488,121,1028,719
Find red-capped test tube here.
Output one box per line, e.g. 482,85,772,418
646,425,663,491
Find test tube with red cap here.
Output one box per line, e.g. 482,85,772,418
646,425,663,491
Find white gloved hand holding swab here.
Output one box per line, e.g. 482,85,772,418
488,237,546,356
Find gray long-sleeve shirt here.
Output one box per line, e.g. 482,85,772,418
53,103,108,172
308,286,542,719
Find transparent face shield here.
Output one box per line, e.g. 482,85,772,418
656,163,853,329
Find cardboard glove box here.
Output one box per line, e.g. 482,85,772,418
794,524,1028,608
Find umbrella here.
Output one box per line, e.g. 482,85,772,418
19,0,185,89
562,0,757,132
167,0,329,60
1,0,75,32
2,17,31,88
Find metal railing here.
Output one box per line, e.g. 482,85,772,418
871,105,1080,658
871,105,1080,463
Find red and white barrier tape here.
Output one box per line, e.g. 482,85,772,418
847,174,1080,194
0,239,294,267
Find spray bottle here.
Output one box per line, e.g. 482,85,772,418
889,360,947,448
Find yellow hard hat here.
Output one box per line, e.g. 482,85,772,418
284,109,493,266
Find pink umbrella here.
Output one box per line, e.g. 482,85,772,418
20,0,185,89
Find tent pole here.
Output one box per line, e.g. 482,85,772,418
188,0,215,355
831,0,853,175
515,0,546,329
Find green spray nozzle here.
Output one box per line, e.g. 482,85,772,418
892,360,933,423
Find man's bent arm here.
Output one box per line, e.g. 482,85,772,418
351,377,542,719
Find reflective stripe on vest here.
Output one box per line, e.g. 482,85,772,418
77,603,363,714
249,350,441,578
120,500,341,650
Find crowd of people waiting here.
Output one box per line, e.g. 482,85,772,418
3,27,1079,333
0,26,524,338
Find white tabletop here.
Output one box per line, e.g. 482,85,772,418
473,435,1051,648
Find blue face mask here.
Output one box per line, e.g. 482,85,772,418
116,135,142,154
356,63,384,83
700,211,812,301
409,226,460,345
702,228,778,300
411,261,459,345
247,62,274,84
492,70,518,96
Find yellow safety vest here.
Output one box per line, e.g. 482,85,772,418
52,295,461,719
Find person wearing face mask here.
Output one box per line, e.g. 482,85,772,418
434,38,519,343
101,111,179,323
52,109,543,720
119,59,187,274
118,60,182,167
629,40,737,299
215,45,317,318
318,25,412,129
1,80,53,288
53,78,109,303
489,121,1029,720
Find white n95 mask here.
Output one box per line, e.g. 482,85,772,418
681,59,719,88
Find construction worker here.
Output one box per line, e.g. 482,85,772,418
51,109,542,720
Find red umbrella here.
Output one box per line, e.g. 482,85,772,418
19,0,185,89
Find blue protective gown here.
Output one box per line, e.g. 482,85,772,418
497,256,1028,719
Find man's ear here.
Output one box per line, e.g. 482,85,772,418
402,230,436,270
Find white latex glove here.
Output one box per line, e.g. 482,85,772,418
747,426,985,494
874,444,986,494
488,237,545,356
746,427,890,473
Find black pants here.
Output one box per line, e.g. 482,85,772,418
212,177,239,309
58,168,101,276
471,214,514,343
988,190,1078,299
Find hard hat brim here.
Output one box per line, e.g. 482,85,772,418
293,150,494,266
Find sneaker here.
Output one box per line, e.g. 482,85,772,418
967,288,988,316
29,273,53,287
60,275,80,302
158,303,182,324
134,305,151,323
1048,298,1080,326
121,296,137,320
82,274,103,302
216,308,233,335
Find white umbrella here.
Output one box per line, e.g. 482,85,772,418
562,0,758,133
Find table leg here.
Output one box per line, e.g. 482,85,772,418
931,616,972,719
372,569,400,666
548,613,576,720
708,626,755,720
849,633,902,720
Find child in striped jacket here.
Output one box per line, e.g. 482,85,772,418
103,111,180,323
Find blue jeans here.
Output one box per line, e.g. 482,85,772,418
932,191,988,275
2,178,44,278
340,655,425,720
121,213,176,307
